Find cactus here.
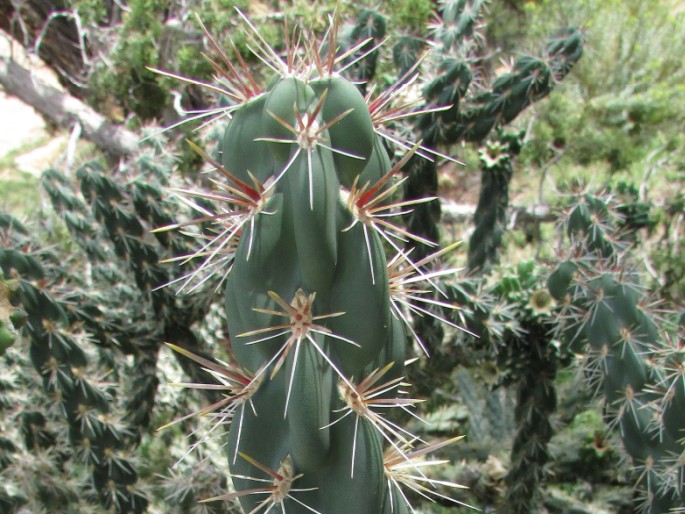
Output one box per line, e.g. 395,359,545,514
0,134,238,512
402,2,584,261
444,261,570,513
0,212,150,513
1,329,114,513
43,134,231,405
0,274,23,357
347,9,387,92
491,262,567,514
467,129,525,272
157,11,470,514
548,185,685,513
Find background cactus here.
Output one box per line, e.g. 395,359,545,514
467,129,525,272
548,184,685,513
0,211,149,512
440,260,571,513
403,2,584,262
0,136,235,513
41,137,224,417
491,262,568,514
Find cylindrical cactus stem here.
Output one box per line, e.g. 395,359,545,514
443,260,562,511
162,12,469,514
220,69,397,509
467,130,524,273
501,341,557,514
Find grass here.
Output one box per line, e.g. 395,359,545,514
0,136,53,216
0,170,41,217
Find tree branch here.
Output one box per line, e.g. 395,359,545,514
0,57,138,158
0,0,88,97
441,199,556,226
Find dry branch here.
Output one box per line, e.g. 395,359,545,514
0,57,138,158
0,0,89,97
441,199,555,226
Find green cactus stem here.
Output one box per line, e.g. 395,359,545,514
548,188,684,513
157,10,470,514
467,130,524,273
0,214,149,513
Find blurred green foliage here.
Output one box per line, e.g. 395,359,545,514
69,0,254,123
513,0,685,173
385,0,434,33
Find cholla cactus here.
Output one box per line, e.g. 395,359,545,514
548,185,685,513
400,0,584,263
391,1,583,366
0,212,149,513
467,130,525,272
490,262,566,514
443,260,568,513
160,10,469,514
1,136,235,512
346,9,387,91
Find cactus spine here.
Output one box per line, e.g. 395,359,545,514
162,12,468,514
